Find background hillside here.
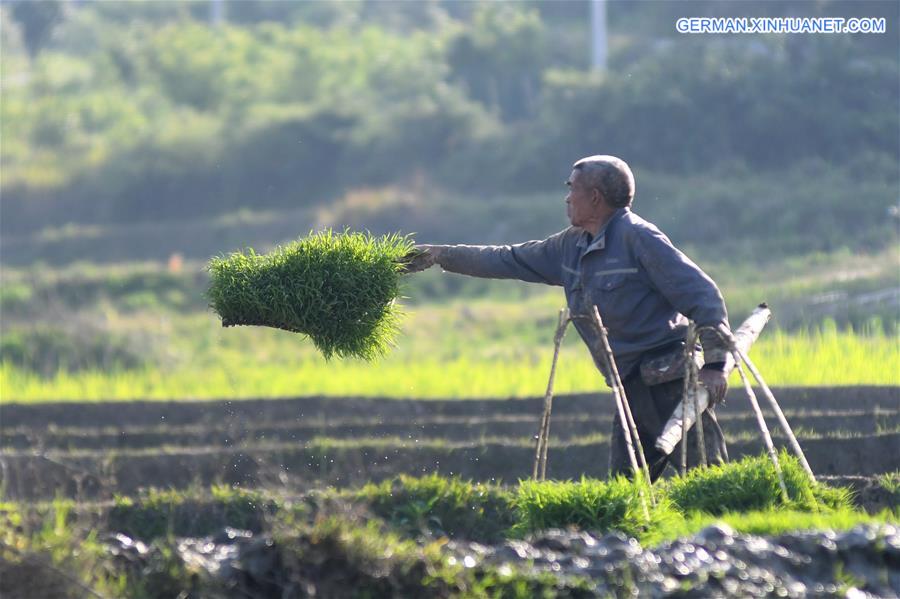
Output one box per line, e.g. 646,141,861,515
2,0,897,260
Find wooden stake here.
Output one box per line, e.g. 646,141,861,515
732,352,790,503
734,342,815,481
532,308,569,480
683,324,708,468
588,307,655,510
657,305,772,456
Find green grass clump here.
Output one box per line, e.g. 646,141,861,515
108,485,276,541
693,509,898,537
334,458,869,545
207,230,413,360
514,477,683,541
651,508,898,543
351,473,516,542
877,471,900,495
665,451,853,515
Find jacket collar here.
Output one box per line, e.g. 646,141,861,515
576,208,628,254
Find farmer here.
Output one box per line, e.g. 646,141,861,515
404,155,731,482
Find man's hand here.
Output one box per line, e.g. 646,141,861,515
400,245,443,274
698,367,728,405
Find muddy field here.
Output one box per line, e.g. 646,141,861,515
1,386,897,501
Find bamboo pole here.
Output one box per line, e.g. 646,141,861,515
679,368,691,475
733,341,815,481
532,308,570,480
685,324,708,468
656,304,772,456
588,307,655,509
679,327,694,475
732,351,790,503
712,321,814,488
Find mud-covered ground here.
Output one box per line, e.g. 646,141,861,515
0,387,898,598
161,523,899,598
1,387,897,501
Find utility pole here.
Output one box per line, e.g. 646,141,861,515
210,0,224,26
591,0,607,71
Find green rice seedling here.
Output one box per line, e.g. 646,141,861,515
351,473,515,542
877,470,900,495
207,230,414,360
652,508,898,543
513,476,683,539
700,509,898,537
108,486,276,541
877,471,900,513
665,452,853,516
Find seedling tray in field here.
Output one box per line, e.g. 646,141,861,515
207,230,413,360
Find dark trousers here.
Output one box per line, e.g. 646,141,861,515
609,375,728,482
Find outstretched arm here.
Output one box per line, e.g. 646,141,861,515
403,229,572,286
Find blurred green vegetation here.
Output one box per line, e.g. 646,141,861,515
1,0,897,267
352,473,515,542
1,1,897,398
1,240,898,397
0,324,147,377
108,485,276,541
2,288,898,401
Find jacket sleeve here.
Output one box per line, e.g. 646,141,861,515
634,227,731,363
436,229,570,286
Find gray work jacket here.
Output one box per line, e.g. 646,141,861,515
439,208,730,383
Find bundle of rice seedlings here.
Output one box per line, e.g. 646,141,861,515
207,230,414,360
351,474,515,542
664,452,853,515
513,476,683,539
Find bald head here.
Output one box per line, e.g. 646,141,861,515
572,155,635,209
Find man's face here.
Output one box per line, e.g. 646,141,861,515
565,169,597,228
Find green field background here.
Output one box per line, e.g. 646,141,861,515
1,1,897,403
3,290,897,403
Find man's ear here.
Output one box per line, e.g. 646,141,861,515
592,188,603,205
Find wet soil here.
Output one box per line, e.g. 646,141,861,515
2,386,896,430
2,388,897,501
0,555,80,599
109,523,900,598
441,524,900,597
3,433,898,501
2,410,895,451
